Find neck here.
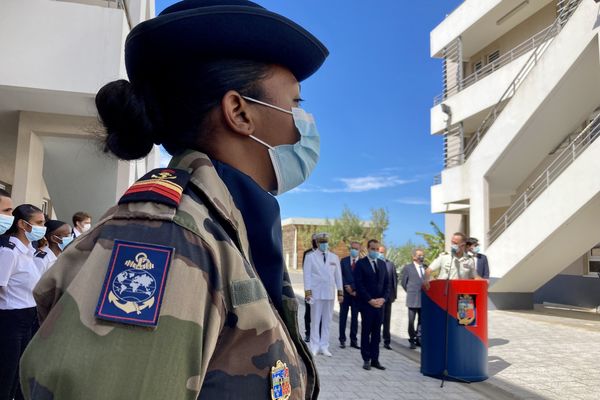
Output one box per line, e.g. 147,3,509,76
49,243,61,257
14,232,30,247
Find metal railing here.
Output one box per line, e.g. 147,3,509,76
444,123,464,168
461,0,582,161
433,24,558,106
488,113,600,243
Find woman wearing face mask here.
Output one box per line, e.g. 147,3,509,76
33,220,73,275
0,204,46,400
21,1,328,399
0,189,14,246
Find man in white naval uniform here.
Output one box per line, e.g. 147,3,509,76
303,232,343,356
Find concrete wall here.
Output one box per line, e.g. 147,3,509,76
0,0,127,94
466,3,556,74
0,112,19,187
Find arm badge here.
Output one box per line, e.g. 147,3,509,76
95,240,174,327
271,360,291,400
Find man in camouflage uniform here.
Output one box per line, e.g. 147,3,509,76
20,152,318,399
425,232,481,282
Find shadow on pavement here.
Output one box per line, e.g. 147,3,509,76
489,338,510,347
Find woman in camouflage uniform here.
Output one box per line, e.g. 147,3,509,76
20,1,328,399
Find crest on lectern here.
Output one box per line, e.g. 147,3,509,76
457,294,476,326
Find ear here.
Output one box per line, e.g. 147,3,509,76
18,219,29,232
220,91,256,137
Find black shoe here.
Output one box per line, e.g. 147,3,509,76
362,361,371,370
383,343,392,350
350,342,360,349
339,342,346,349
415,339,421,347
370,361,386,370
304,335,310,343
410,342,417,349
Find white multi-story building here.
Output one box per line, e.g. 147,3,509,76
430,0,600,309
0,0,158,223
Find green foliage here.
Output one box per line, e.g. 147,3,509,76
370,208,389,242
415,221,445,264
325,206,390,249
386,240,418,275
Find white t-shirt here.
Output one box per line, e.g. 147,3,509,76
0,236,41,309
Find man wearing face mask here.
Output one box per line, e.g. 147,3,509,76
0,189,14,246
467,237,490,279
303,233,343,357
338,241,361,349
353,239,389,371
401,248,427,349
425,232,480,283
71,211,91,238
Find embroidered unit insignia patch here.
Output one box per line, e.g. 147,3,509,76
95,240,174,327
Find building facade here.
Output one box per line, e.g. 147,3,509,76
430,0,600,309
0,0,157,223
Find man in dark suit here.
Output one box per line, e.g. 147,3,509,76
339,241,361,349
378,245,397,350
400,248,426,349
467,237,490,279
353,239,389,370
302,234,318,342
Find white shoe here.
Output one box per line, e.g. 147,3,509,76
311,349,319,356
322,349,332,357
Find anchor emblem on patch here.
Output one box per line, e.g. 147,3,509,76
95,240,174,327
270,360,291,400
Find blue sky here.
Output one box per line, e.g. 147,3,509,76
155,0,463,246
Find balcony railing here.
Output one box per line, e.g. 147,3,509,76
433,24,558,106
462,0,581,161
488,112,600,243
444,123,464,168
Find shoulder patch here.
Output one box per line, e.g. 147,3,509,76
0,239,15,249
119,168,190,208
34,249,47,258
95,239,174,328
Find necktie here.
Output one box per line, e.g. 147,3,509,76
351,259,356,271
418,264,423,278
323,253,326,263
372,261,377,273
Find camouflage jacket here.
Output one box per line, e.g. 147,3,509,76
20,150,318,400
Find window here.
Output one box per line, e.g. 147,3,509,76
487,50,500,64
587,246,600,276
473,61,483,72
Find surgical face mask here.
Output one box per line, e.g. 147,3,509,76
350,249,359,258
377,252,385,260
319,242,329,252
82,223,91,232
472,246,480,253
243,96,320,195
368,250,379,260
0,214,14,235
54,235,74,251
451,244,460,254
417,256,425,263
23,221,47,242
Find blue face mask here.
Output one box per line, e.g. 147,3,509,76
368,250,379,260
473,246,480,253
319,243,329,252
377,252,385,260
451,244,459,254
55,235,74,251
350,249,359,258
243,96,320,195
0,214,14,235
24,221,46,242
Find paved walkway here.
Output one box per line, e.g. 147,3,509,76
289,271,600,400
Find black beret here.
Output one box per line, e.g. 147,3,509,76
125,0,329,85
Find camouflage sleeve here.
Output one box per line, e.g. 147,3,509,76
21,208,227,400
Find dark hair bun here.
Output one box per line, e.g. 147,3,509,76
96,79,155,160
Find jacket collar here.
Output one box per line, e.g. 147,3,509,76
169,150,251,260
